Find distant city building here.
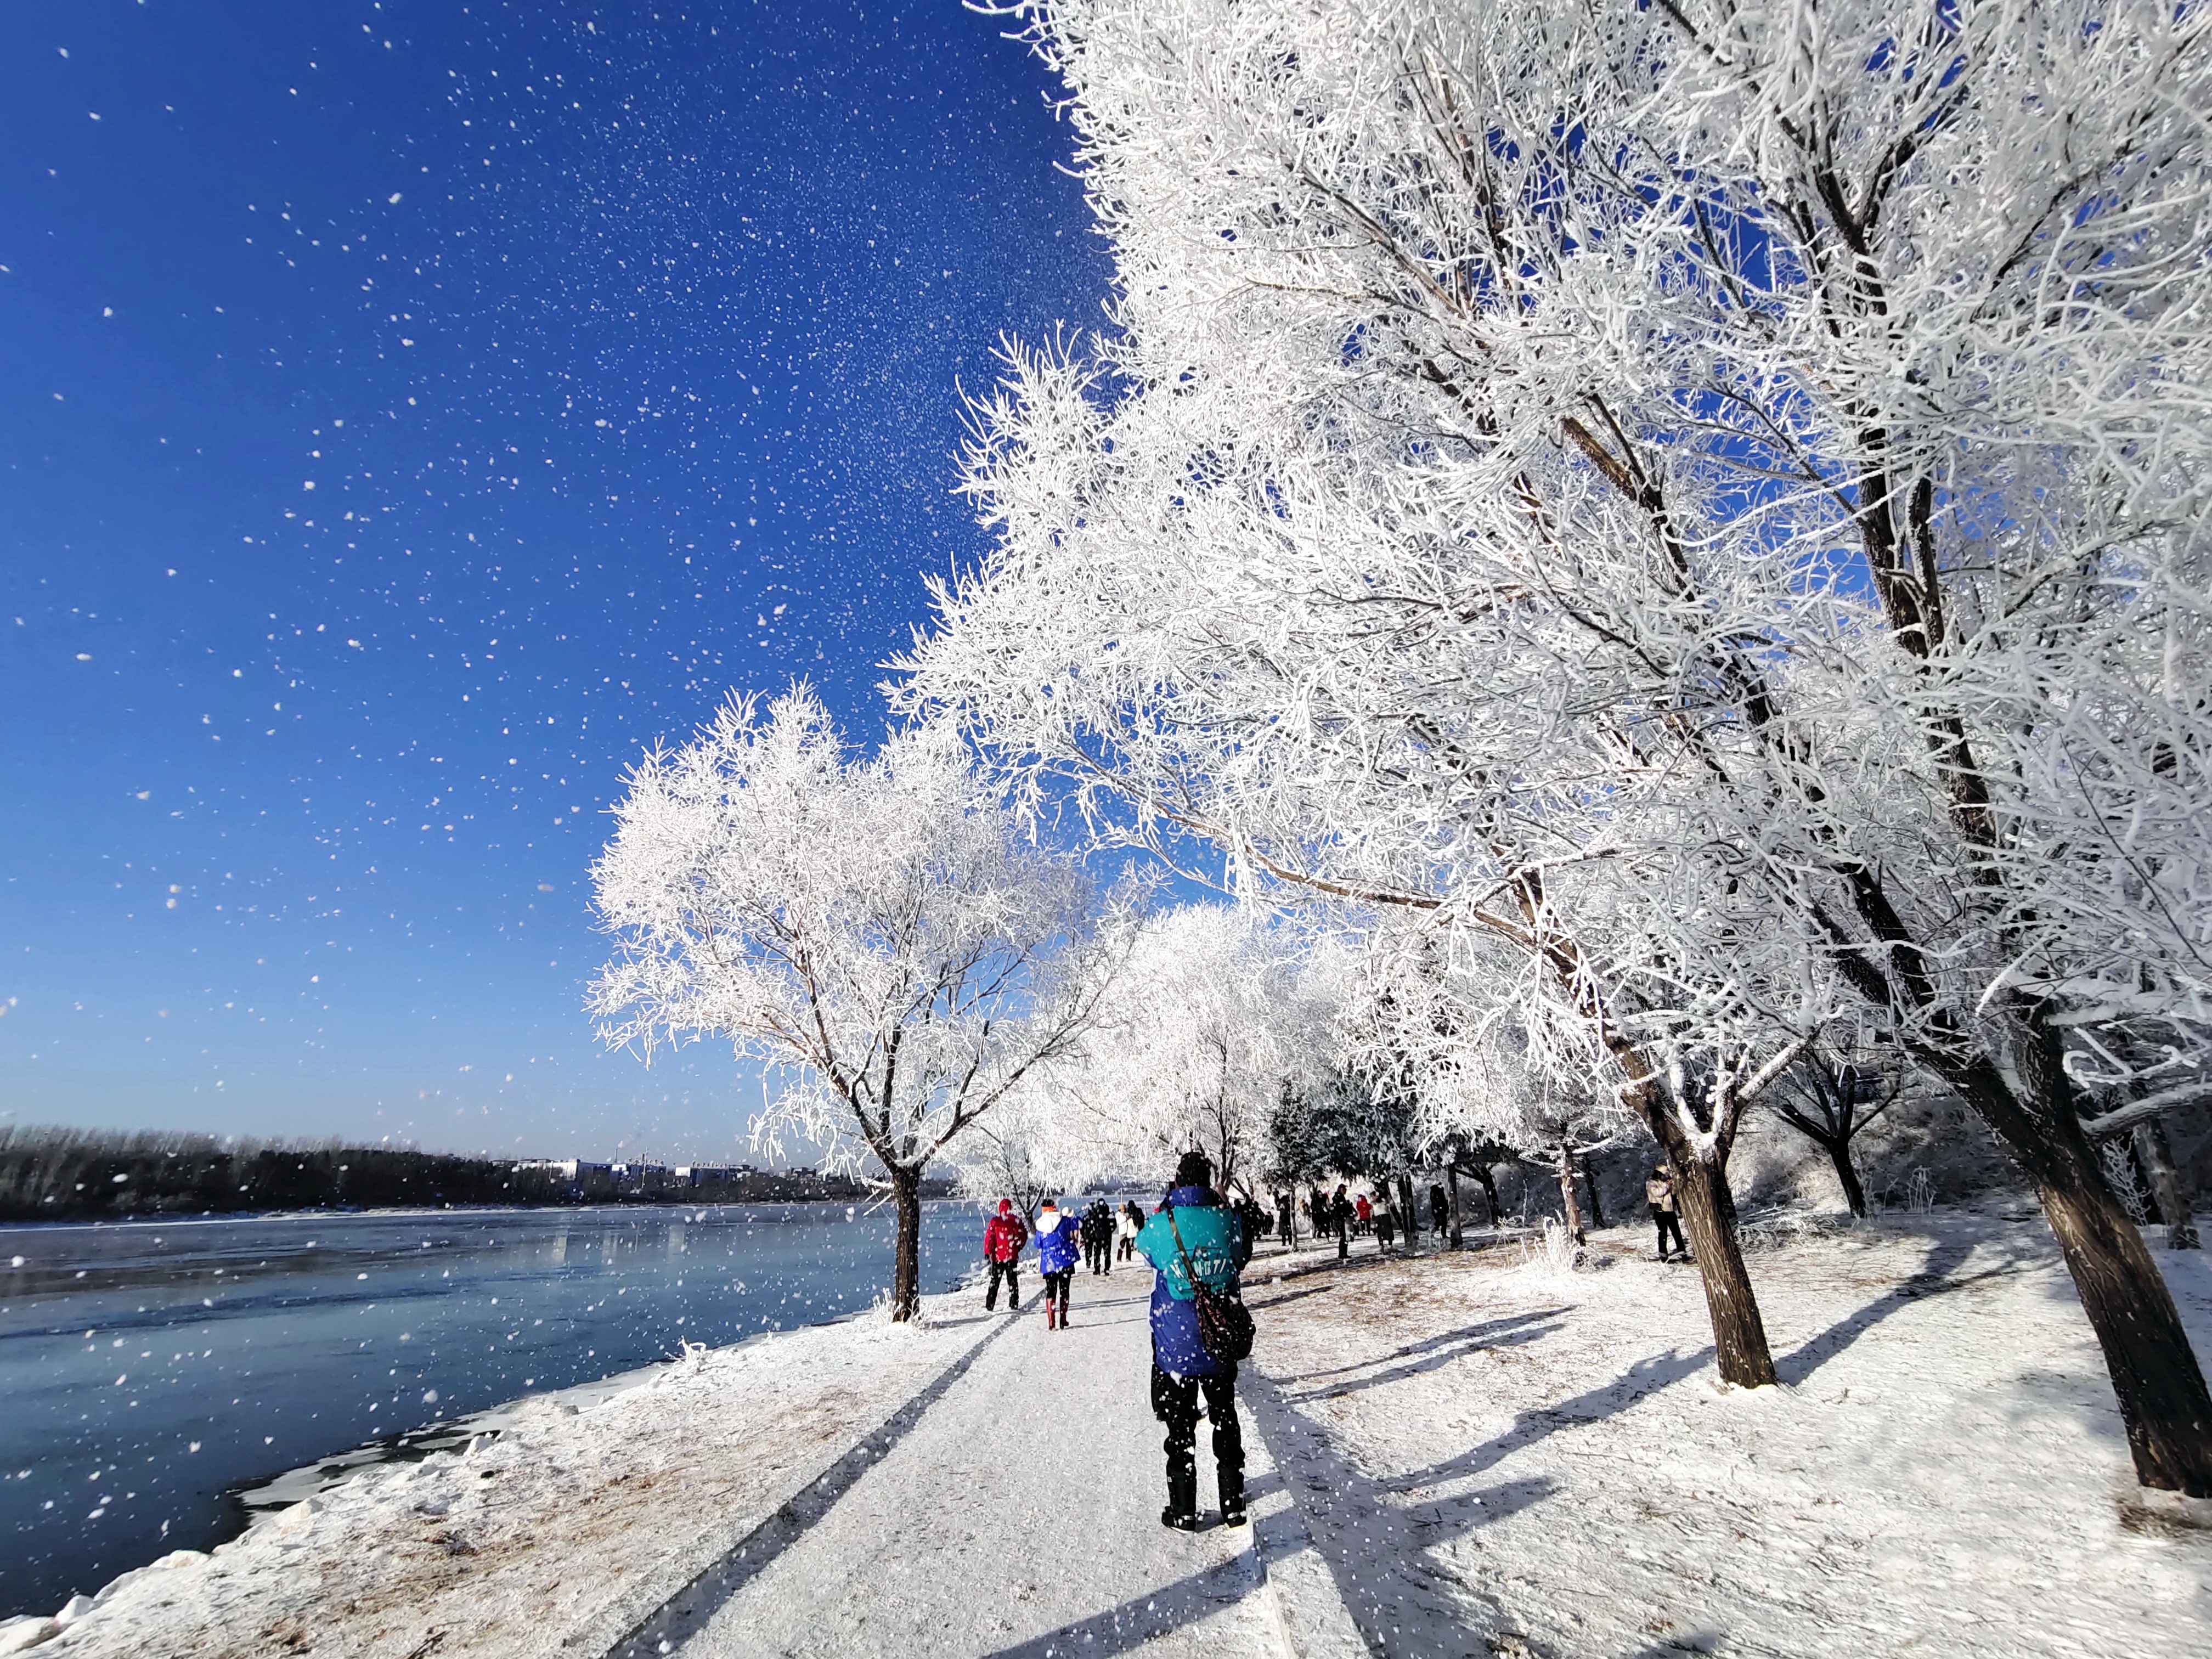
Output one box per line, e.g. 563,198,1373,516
512,1158,613,1193
675,1165,738,1186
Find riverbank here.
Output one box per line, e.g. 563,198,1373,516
2,1290,1005,1659
9,1206,2211,1657
0,1203,986,1615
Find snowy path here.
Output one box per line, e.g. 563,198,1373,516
614,1271,1297,1659
41,1209,2191,1659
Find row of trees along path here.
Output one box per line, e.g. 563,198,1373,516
893,0,2212,1494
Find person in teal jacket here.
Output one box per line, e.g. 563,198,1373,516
1135,1150,1251,1530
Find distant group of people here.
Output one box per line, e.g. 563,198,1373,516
1075,1198,1141,1274
977,1152,1254,1530
980,1195,1085,1327
1285,1182,1436,1260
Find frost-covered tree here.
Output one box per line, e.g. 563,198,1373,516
1341,922,1627,1240
951,1103,1062,1226
1037,903,1331,1192
909,0,2212,1486
589,686,1125,1318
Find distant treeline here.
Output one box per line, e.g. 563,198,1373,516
0,1125,879,1223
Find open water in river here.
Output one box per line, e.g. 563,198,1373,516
0,1200,988,1617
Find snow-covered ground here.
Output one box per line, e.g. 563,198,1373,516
10,1206,2212,1658
3,1292,1005,1659
647,1271,1285,1658
1240,1205,2212,1657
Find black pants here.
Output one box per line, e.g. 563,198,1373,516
985,1259,1020,1309
1043,1268,1072,1313
1336,1216,1350,1259
1652,1206,1688,1259
1117,1234,1134,1262
1153,1363,1245,1517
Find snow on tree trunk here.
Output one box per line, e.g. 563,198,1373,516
1628,1071,1775,1388
2135,1119,2199,1252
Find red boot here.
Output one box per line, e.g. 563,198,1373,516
1046,1301,1057,1331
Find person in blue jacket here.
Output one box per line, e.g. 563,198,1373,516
1033,1197,1084,1329
1135,1150,1251,1531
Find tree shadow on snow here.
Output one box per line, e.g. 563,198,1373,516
1283,1308,1568,1392
1249,1249,1402,1288
608,1314,1020,1658
1776,1231,2013,1385
1246,1281,1341,1313
975,1552,1265,1659
1242,1344,1711,1656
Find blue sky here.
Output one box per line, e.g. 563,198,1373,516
0,1,1109,1159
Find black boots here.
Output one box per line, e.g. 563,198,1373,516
1219,1471,1247,1528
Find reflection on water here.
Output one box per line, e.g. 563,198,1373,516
0,1200,983,1617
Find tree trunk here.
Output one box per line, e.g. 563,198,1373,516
1666,1146,1777,1386
1581,1152,1607,1229
1475,1163,1499,1227
1447,1164,1464,1248
1827,1136,1870,1219
1556,1147,1586,1246
1626,1069,1776,1387
2136,1118,2198,1251
889,1164,924,1322
2038,1154,2212,1490
1949,1030,2212,1494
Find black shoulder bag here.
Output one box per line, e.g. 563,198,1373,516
1165,1206,1255,1365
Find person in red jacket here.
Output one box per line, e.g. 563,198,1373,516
982,1199,1029,1312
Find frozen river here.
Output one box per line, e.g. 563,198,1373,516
0,1200,985,1617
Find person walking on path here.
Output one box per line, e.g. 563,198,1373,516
1331,1183,1352,1259
1090,1199,1117,1275
1277,1190,1296,1251
982,1199,1028,1312
1135,1151,1251,1532
1375,1199,1397,1254
1118,1200,1143,1263
1035,1197,1082,1328
1235,1192,1265,1256
1430,1182,1449,1242
1647,1167,1689,1262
